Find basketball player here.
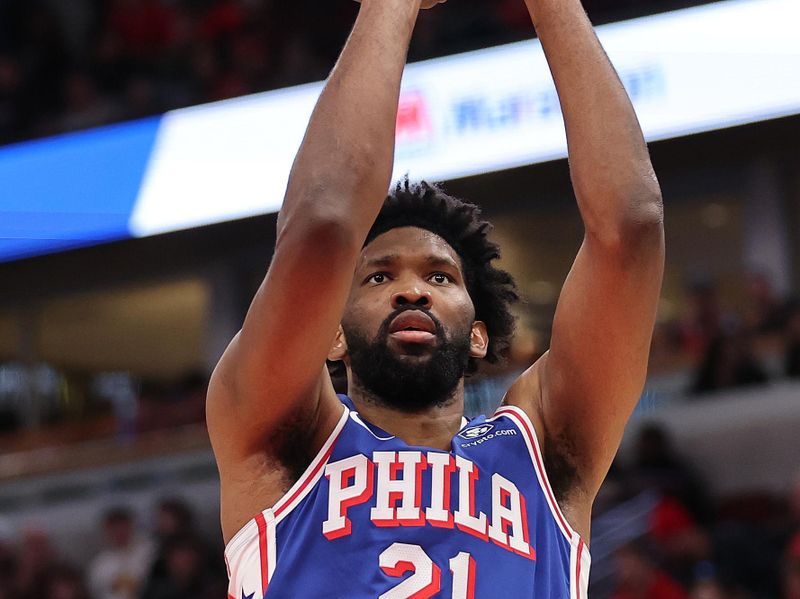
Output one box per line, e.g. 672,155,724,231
208,0,664,595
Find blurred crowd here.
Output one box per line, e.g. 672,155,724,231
0,369,208,448
0,499,226,599
0,0,712,147
654,271,800,396
597,424,800,599
2,425,800,599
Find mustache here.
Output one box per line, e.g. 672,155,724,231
377,307,446,341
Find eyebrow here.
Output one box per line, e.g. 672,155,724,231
364,254,461,271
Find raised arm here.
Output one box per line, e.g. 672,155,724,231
504,0,664,535
207,0,426,540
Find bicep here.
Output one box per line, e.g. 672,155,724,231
540,225,664,494
208,221,359,457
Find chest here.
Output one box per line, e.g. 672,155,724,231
301,418,546,562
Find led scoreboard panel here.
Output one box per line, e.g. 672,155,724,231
1,0,798,262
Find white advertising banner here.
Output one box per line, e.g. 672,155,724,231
130,0,800,238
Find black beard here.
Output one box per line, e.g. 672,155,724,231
343,308,472,412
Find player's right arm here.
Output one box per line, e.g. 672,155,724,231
206,0,427,542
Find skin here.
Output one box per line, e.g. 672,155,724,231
207,0,664,549
330,226,488,448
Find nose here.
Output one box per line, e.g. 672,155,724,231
391,285,432,310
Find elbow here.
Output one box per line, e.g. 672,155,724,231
276,208,362,257
278,177,358,237
587,188,664,251
278,166,385,237
623,192,664,239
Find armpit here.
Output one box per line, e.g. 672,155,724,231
269,410,320,485
543,432,581,504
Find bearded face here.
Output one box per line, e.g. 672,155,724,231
343,305,472,411
335,227,487,411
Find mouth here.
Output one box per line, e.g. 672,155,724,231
387,311,437,345
389,330,437,344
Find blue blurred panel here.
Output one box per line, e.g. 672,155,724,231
0,118,161,263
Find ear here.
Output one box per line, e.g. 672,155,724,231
328,325,348,361
469,321,488,359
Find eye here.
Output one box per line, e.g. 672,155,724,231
366,272,389,285
429,272,453,285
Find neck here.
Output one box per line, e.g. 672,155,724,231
348,378,466,451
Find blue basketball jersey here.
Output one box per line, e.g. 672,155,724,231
225,396,590,598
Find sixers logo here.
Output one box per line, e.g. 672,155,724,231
459,423,494,440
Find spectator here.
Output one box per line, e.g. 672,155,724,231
15,528,59,599
147,499,195,588
57,71,120,133
106,0,178,64
155,499,193,541
672,278,725,358
44,565,89,599
611,541,689,599
197,0,247,42
691,328,768,395
744,270,787,334
711,495,782,597
626,424,711,525
88,508,155,599
688,579,722,599
141,534,224,599
0,537,16,599
687,577,748,599
649,497,712,586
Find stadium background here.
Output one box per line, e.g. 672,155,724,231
1,0,800,598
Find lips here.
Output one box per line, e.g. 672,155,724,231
388,311,436,334
387,311,437,345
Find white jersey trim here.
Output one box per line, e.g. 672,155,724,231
350,411,395,441
272,404,350,523
570,536,591,599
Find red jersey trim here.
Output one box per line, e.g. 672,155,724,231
255,513,269,595
273,405,350,522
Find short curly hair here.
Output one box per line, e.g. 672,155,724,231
364,178,518,373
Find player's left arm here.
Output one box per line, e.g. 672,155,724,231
504,0,664,534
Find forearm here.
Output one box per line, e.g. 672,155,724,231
526,0,662,241
278,0,422,238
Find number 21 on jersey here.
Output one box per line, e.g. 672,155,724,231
379,543,476,599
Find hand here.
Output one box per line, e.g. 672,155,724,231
354,0,447,9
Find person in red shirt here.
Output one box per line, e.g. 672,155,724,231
611,541,689,599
